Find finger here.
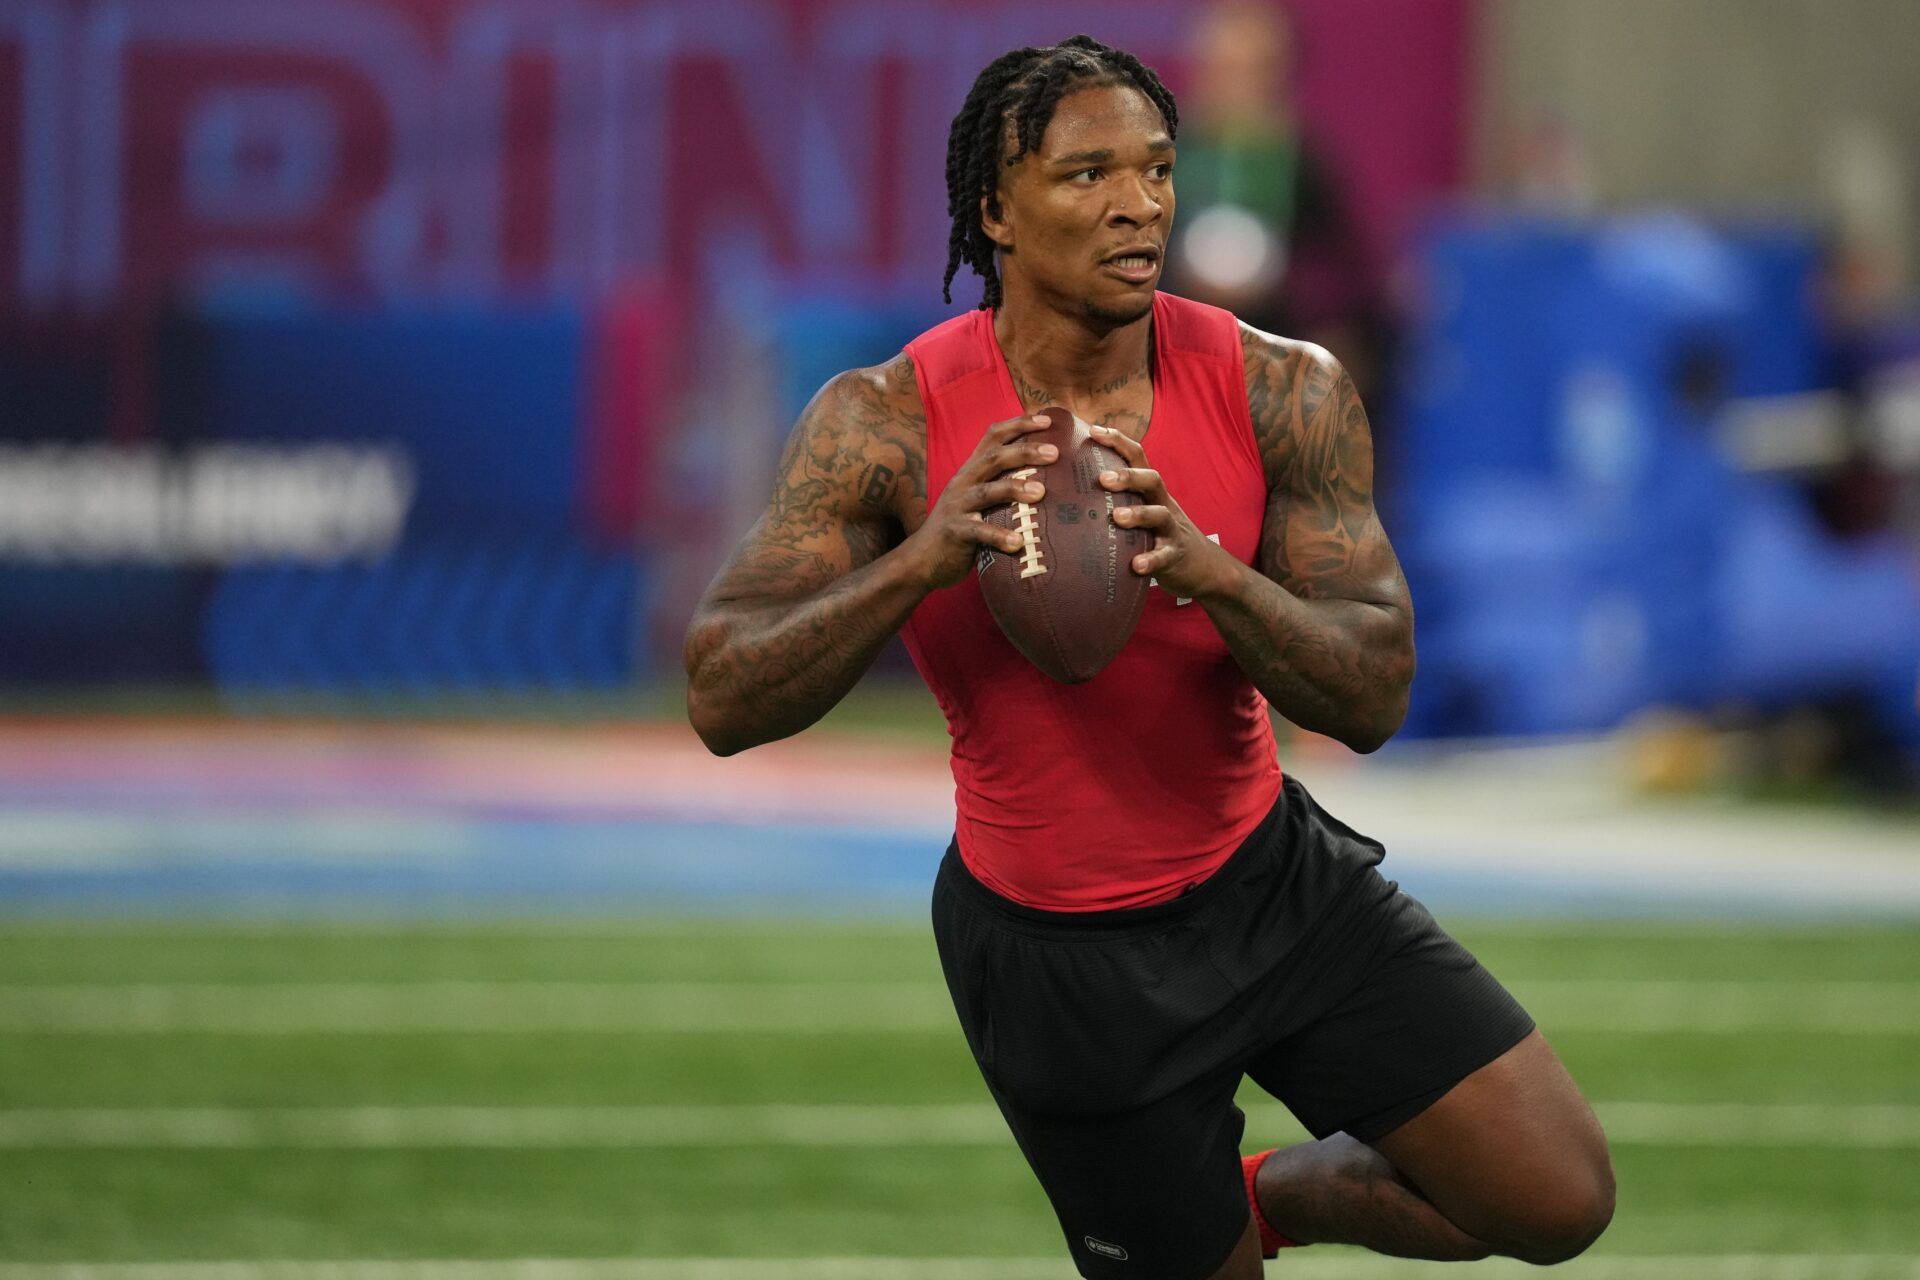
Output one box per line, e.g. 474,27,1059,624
1099,466,1164,497
963,422,1056,483
1132,544,1178,576
990,414,1051,445
968,520,1026,553
984,439,1059,475
1091,424,1146,464
964,475,1045,512
1113,503,1171,529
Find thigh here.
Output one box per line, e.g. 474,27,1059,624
1245,878,1537,1144
987,1068,1253,1280
1370,1030,1613,1256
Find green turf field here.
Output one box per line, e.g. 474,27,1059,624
1,920,1916,1277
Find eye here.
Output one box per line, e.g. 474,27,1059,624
1070,168,1103,184
1150,163,1173,180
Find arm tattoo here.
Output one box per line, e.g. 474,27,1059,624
1252,335,1384,599
1195,327,1414,751
857,463,896,511
683,354,930,752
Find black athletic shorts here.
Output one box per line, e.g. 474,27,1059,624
930,774,1536,1280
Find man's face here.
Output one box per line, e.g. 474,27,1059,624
985,83,1175,327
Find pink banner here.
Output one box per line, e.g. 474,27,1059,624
0,0,1471,312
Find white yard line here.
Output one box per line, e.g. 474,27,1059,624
1594,1102,1920,1147
1,1102,1917,1150
1512,980,1920,1033
0,980,1911,1035
0,983,959,1034
0,1105,1010,1149
0,1255,1916,1280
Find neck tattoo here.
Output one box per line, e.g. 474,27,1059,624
1009,362,1147,411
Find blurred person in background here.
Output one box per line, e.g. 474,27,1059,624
1165,0,1386,407
1813,119,1918,547
684,33,1612,1280
1767,120,1920,799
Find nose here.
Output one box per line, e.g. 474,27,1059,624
1109,172,1165,227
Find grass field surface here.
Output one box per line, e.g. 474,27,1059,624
2,920,1916,1277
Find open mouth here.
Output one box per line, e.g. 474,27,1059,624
1102,248,1161,283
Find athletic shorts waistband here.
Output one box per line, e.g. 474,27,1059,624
937,779,1294,940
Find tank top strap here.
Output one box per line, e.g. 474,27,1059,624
906,308,1020,506
1150,292,1262,472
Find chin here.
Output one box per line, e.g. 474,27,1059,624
1081,291,1155,328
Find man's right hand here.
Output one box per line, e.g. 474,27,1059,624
907,414,1058,590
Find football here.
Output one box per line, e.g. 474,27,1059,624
977,406,1152,683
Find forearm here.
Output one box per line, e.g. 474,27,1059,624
684,542,933,755
1199,560,1414,753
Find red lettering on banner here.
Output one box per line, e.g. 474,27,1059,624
668,53,795,277
498,53,558,291
72,1,435,305
441,5,616,298
119,46,398,298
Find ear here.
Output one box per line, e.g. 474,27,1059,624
980,190,1014,251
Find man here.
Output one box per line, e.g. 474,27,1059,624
685,35,1614,1280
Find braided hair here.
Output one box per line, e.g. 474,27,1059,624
941,35,1178,309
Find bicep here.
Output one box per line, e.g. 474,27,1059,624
1253,345,1409,613
705,371,902,610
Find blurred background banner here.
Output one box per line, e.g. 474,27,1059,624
0,0,1472,696
0,0,1472,305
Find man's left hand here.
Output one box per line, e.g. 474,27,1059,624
1093,425,1242,603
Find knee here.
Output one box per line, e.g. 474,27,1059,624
1488,1153,1616,1265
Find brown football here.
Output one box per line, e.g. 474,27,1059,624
977,406,1152,683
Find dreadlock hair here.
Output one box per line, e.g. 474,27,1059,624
941,35,1179,309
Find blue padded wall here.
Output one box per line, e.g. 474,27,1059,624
1396,215,1917,739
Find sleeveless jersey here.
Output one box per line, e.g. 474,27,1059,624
900,291,1283,912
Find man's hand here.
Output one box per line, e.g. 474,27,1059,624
906,414,1059,589
1093,424,1241,602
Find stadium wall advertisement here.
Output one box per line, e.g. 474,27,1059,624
0,0,1469,309
0,0,1469,691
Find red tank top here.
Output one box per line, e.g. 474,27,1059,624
900,292,1283,911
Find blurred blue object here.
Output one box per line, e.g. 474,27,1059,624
1397,213,1919,739
773,291,954,426
193,301,587,531
205,538,645,696
1404,479,1678,735
1716,487,1920,705
1399,220,1587,492
0,566,207,682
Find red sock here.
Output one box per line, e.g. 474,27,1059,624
1241,1149,1300,1257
